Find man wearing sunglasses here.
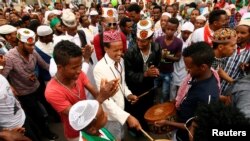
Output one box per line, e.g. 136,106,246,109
93,8,127,61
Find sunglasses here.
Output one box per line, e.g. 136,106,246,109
107,22,117,27
184,116,197,138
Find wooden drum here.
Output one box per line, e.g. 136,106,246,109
144,102,176,134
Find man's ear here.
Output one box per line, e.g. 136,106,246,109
104,46,108,53
57,64,63,72
200,64,209,71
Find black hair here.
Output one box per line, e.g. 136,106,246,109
183,42,214,67
189,2,197,9
119,17,132,28
10,20,23,27
193,102,250,141
168,17,179,28
153,5,162,13
103,42,110,48
22,15,30,23
208,10,227,25
53,40,82,66
54,2,59,7
127,3,141,13
28,19,40,33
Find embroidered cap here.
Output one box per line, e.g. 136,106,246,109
103,30,121,43
17,28,35,44
196,15,206,21
102,8,118,19
212,28,237,43
136,19,154,39
69,100,99,130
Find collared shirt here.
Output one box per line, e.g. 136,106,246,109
35,40,54,57
153,28,166,41
221,46,250,93
93,53,131,124
1,48,49,95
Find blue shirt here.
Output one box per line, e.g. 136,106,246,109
177,74,220,122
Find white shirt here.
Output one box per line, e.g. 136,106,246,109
93,54,131,125
89,23,99,36
191,25,214,44
81,27,94,43
0,74,25,129
35,40,54,57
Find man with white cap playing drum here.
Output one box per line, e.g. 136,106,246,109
0,28,58,140
124,19,161,135
69,100,116,141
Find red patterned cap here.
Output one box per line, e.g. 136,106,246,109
103,30,121,43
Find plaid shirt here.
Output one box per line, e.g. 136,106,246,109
221,45,250,93
211,57,224,71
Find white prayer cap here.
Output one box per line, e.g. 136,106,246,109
181,22,194,32
161,12,172,18
61,11,77,28
69,100,99,131
238,12,250,27
0,25,17,34
89,10,99,16
196,15,206,21
37,25,53,36
17,28,35,44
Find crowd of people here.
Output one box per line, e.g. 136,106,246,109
1,0,250,141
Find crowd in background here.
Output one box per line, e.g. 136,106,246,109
1,0,250,141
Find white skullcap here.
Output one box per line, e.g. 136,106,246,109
37,25,53,36
0,25,17,34
181,22,194,32
61,11,77,28
69,100,99,131
196,15,206,21
161,12,172,18
89,10,99,16
17,28,36,44
238,12,250,27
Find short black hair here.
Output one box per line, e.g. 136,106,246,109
168,17,179,28
153,5,162,13
208,10,227,25
127,3,141,13
119,17,132,28
193,102,250,141
53,40,82,66
183,42,214,67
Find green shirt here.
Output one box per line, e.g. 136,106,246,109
81,128,115,141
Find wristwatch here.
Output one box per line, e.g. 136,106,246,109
0,65,4,70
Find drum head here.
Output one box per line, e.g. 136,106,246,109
144,102,175,122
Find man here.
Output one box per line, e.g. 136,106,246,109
50,17,65,38
35,25,54,83
153,12,172,41
124,19,161,134
171,22,194,101
152,5,162,31
0,28,57,140
221,13,250,94
45,40,119,141
127,3,141,46
155,17,183,102
0,24,17,54
89,10,99,36
119,17,133,49
93,30,141,140
191,10,228,46
155,42,220,141
194,15,207,29
93,8,127,61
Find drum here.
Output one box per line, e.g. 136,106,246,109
144,102,176,134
